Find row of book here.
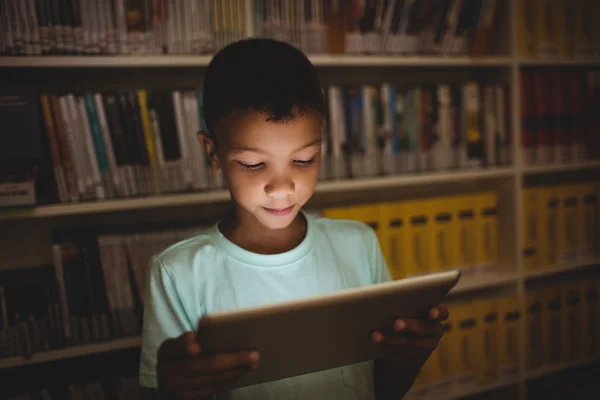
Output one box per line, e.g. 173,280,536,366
527,362,600,400
408,276,600,399
520,69,600,165
7,376,143,400
323,192,500,280
522,182,600,273
1,80,511,207
516,0,600,60
0,0,501,57
526,277,600,370
0,226,201,358
255,0,500,56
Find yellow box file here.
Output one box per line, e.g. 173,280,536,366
522,188,541,271
436,316,456,385
350,203,382,239
581,278,600,357
455,194,477,273
429,196,457,273
476,192,498,271
403,199,431,276
526,288,544,370
539,187,560,269
379,202,405,280
476,297,499,384
497,294,520,379
560,281,584,362
451,300,478,388
558,185,580,262
579,182,599,259
542,284,563,365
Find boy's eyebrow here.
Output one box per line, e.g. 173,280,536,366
230,138,322,154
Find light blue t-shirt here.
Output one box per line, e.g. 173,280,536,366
139,212,391,399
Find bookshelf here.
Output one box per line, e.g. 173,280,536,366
1,1,599,399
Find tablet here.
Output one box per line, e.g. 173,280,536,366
196,269,461,389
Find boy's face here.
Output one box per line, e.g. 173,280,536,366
203,111,322,230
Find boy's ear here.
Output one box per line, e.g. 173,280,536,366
198,131,221,171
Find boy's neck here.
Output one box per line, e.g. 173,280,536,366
220,207,308,255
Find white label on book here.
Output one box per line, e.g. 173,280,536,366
0,181,36,206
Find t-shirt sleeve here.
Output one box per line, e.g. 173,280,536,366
365,226,392,285
139,256,194,388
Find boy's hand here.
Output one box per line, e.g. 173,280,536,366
371,305,449,360
157,332,259,400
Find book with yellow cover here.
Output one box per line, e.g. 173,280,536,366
542,284,563,365
522,188,541,272
497,293,520,380
515,0,537,57
538,187,560,269
403,199,431,277
429,196,456,273
455,194,477,273
476,296,499,384
560,280,584,362
379,201,405,280
579,182,598,259
475,192,498,272
581,278,600,357
558,185,580,263
535,0,558,58
526,288,544,370
451,300,478,390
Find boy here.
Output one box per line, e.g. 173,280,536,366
139,38,448,400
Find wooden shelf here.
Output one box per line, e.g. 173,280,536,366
525,357,600,381
522,159,600,175
0,336,141,369
0,167,514,220
518,58,600,66
0,55,513,68
525,258,600,280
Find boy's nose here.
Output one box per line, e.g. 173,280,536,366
265,178,295,198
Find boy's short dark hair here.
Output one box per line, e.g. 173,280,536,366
202,38,327,139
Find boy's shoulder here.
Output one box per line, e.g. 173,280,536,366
153,225,220,271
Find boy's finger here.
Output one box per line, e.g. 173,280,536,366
392,319,439,336
158,332,201,360
196,351,260,374
429,305,449,321
376,334,440,351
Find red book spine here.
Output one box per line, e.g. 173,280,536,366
586,70,599,159
550,70,567,161
520,70,536,165
569,71,585,160
533,70,551,163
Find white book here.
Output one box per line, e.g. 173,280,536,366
25,0,41,54
17,0,32,54
183,92,208,189
380,83,396,175
79,0,91,53
58,96,87,197
114,0,128,53
104,0,117,54
166,0,178,53
327,86,347,179
172,91,194,188
96,0,108,53
71,95,104,199
8,0,23,54
433,85,453,171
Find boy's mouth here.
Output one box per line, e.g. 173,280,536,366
263,205,295,216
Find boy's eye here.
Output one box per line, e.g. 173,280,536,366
293,156,317,166
237,161,264,170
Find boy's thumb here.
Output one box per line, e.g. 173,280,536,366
179,331,202,355
159,332,202,360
